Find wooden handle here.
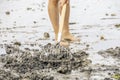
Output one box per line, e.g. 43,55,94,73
57,4,67,42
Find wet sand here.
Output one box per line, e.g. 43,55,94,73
0,42,120,80
0,0,120,80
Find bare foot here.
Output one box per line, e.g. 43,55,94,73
62,33,80,42
60,41,69,47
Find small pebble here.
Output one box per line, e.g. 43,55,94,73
5,11,10,15
44,32,50,39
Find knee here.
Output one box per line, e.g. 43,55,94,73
48,0,58,6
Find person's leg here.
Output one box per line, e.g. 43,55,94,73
48,0,59,40
59,0,79,41
48,0,69,47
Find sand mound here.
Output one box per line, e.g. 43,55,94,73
0,43,91,80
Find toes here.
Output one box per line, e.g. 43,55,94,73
74,37,80,42
63,37,80,42
60,41,69,47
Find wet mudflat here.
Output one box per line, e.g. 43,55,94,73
0,43,120,80
0,43,91,80
0,0,120,80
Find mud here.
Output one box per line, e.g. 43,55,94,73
98,47,120,59
5,11,10,15
0,42,91,80
115,24,120,28
0,68,54,80
0,0,120,79
43,32,50,39
0,42,120,80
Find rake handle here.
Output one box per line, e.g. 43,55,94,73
57,4,67,42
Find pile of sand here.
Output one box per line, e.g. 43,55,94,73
0,42,91,80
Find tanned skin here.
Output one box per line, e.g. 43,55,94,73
48,0,79,46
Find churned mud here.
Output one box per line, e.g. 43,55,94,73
0,42,91,80
0,0,120,80
98,47,120,59
0,42,120,80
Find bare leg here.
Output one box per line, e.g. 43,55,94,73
59,0,79,42
48,0,79,46
48,0,59,40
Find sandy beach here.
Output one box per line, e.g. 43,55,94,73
0,0,120,80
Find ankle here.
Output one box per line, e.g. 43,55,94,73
63,31,70,35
